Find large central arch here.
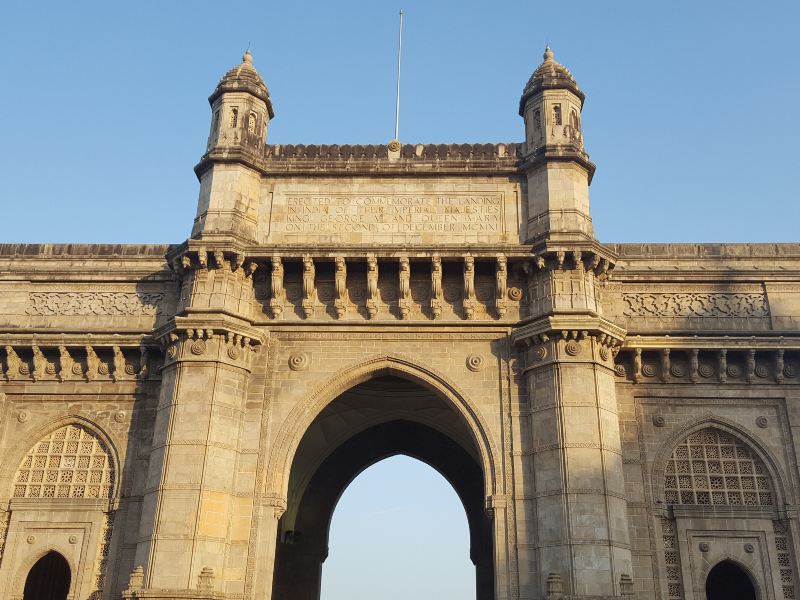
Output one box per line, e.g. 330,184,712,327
270,369,497,600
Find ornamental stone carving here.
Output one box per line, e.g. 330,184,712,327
27,292,164,316
621,292,769,318
288,352,309,371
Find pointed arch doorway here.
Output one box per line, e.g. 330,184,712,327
705,560,757,600
23,551,71,600
272,375,494,600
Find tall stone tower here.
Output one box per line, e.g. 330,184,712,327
192,50,275,243
512,48,633,597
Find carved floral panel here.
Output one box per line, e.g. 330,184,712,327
621,293,769,318
26,292,164,316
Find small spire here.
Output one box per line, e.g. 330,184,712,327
543,46,554,61
243,49,253,64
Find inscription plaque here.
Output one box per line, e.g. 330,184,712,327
277,192,507,242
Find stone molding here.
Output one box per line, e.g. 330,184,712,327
621,292,769,318
26,291,165,317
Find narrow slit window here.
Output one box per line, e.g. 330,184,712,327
229,107,239,128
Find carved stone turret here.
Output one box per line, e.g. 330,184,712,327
192,50,274,243
520,47,595,243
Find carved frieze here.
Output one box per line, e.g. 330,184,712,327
27,292,164,316
621,292,769,318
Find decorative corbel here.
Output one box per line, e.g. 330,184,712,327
430,255,443,319
572,250,583,271
302,255,315,318
660,348,670,383
58,345,76,381
269,256,285,319
244,260,258,278
85,346,100,381
4,346,22,381
689,349,699,383
31,345,47,381
113,346,126,381
334,257,347,319
213,250,226,270
776,349,785,383
633,348,642,384
463,255,475,320
495,255,507,318
718,349,728,384
137,345,150,380
746,349,756,383
197,248,208,270
366,254,379,319
399,256,411,320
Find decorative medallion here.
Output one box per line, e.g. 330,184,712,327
614,364,627,378
744,543,754,553
507,287,523,301
227,347,241,360
411,282,430,302
190,340,207,356
599,347,610,361
18,363,30,375
652,415,666,427
125,364,136,375
754,364,769,378
45,363,56,375
534,346,547,361
726,364,741,378
387,139,401,152
285,283,302,302
349,285,366,302
466,354,484,372
317,283,335,302
17,410,29,423
443,284,461,303
784,364,797,379
756,416,768,429
98,362,110,375
68,535,78,545
114,411,126,423
670,363,684,378
26,535,35,544
698,364,714,378
699,542,710,552
564,340,580,356
166,344,178,360
288,352,309,371
642,363,656,377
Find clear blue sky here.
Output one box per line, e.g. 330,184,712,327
1,2,798,598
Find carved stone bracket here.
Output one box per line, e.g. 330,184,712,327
155,316,265,371
512,315,625,373
1,337,159,384
615,340,800,385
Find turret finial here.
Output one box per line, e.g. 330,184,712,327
243,49,253,64
543,46,554,61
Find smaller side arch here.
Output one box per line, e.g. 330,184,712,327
703,558,761,600
1,416,122,503
651,415,790,509
14,548,74,600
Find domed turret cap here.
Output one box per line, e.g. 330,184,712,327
519,47,584,116
209,50,275,118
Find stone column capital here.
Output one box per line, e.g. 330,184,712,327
154,316,265,371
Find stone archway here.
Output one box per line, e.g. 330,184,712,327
706,560,757,600
23,551,71,600
272,375,493,600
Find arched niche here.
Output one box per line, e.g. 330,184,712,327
22,550,71,600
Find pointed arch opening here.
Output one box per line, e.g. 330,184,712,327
706,560,757,600
272,375,494,600
23,551,71,600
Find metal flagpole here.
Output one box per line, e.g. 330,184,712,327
394,9,404,141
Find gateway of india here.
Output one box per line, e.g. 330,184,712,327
0,47,798,600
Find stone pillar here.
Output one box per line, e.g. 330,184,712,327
134,248,264,595
512,250,632,598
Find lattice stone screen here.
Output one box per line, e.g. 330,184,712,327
664,428,772,506
13,424,114,499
